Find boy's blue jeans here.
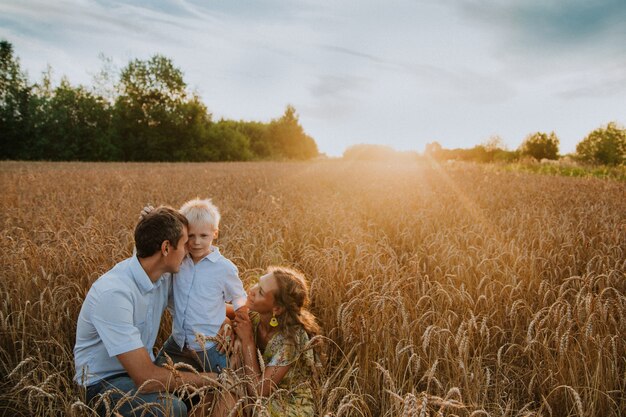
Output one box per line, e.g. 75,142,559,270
85,372,187,417
155,336,227,373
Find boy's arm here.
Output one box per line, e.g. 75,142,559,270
235,305,249,314
225,303,235,320
223,265,248,313
225,303,248,319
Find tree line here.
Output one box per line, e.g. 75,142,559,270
1,40,318,161
344,125,625,166
3,39,623,165
423,125,625,165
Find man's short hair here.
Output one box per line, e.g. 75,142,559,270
179,198,221,230
135,206,188,258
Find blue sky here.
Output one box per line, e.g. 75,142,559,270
1,0,625,156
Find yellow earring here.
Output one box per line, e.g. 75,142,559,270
269,312,279,327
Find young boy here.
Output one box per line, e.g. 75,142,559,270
157,198,247,373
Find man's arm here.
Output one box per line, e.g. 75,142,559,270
117,347,216,393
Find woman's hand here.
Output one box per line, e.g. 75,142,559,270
233,309,254,344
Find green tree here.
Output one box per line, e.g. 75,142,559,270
576,122,626,165
35,78,113,160
267,105,318,159
205,120,253,161
519,131,559,160
170,96,214,161
0,40,32,159
2,43,321,162
225,120,270,159
113,55,205,161
472,136,513,163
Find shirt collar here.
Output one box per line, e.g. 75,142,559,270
207,246,221,262
190,246,221,263
131,255,157,294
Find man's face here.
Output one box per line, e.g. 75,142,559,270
166,225,188,273
187,222,216,262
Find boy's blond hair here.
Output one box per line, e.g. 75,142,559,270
179,198,220,230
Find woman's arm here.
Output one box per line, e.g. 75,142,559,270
239,339,291,396
234,312,291,397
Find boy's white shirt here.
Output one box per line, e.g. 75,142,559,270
170,246,247,351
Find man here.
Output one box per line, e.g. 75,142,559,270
74,206,215,417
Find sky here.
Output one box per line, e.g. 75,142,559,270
1,0,625,156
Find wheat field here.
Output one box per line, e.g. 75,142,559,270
0,160,624,417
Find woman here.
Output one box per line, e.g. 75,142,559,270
213,266,320,417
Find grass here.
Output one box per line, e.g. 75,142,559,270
1,160,625,416
499,161,626,181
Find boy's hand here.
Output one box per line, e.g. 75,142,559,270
138,205,155,220
216,318,235,353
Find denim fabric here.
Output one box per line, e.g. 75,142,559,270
85,373,187,417
156,335,227,373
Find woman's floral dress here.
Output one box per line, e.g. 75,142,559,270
250,313,316,417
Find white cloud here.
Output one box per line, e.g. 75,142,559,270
1,0,624,156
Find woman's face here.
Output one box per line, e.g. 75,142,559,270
246,273,279,314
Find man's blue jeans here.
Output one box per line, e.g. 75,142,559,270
85,373,187,417
155,336,227,373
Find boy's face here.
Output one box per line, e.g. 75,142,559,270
187,222,216,261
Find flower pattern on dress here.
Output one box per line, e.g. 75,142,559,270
251,312,315,417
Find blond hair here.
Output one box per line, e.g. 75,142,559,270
179,198,220,230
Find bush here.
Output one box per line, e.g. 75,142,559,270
576,122,626,165
519,132,559,160
493,149,519,163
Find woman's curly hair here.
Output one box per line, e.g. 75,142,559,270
268,266,320,342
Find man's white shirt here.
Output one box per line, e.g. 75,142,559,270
74,256,170,386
